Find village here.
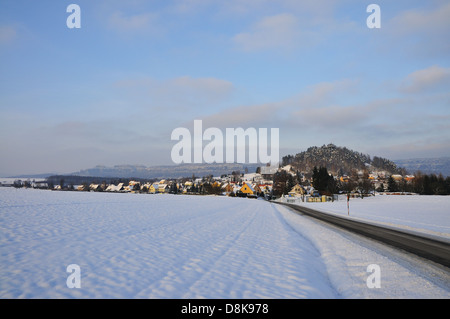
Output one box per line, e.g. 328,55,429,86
2,163,423,202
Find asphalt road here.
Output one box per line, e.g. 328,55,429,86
274,201,450,269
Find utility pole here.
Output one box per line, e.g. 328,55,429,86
347,192,350,215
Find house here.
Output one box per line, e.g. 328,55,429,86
106,183,124,192
340,175,349,183
89,184,100,191
260,165,278,180
32,180,48,189
0,179,13,187
158,183,169,193
289,184,305,197
253,184,262,195
258,184,272,195
221,183,233,195
141,183,152,192
149,183,159,194
233,184,241,193
240,182,256,197
280,165,297,176
128,181,141,191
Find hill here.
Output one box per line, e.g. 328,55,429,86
282,144,404,176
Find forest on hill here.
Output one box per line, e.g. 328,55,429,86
281,144,406,176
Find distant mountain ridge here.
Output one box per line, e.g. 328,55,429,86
282,144,405,176
394,157,450,177
71,163,260,179
8,146,448,180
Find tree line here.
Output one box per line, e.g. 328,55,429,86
11,167,450,196
272,166,450,196
386,172,450,195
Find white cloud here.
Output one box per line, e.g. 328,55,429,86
171,0,213,14
372,138,450,160
233,13,301,52
293,105,368,129
108,11,160,34
392,2,450,34
114,75,235,117
170,76,234,96
387,2,450,56
290,79,358,108
192,76,450,160
400,65,450,93
198,79,359,130
202,0,339,19
200,101,283,129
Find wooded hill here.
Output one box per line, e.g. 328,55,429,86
282,144,406,176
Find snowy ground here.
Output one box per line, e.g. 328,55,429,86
0,188,449,299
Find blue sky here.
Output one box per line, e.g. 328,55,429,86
0,0,449,175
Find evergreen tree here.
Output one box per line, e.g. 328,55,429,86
286,174,296,193
13,180,23,188
272,170,289,196
422,175,433,195
387,176,398,192
312,166,334,194
326,175,339,195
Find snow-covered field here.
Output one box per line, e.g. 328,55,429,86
0,187,449,299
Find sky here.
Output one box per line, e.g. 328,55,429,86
0,0,449,175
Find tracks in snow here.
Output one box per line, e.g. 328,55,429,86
135,200,337,299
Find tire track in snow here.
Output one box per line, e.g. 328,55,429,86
135,205,258,298
79,199,256,298
0,190,353,298
0,197,228,248
178,210,259,298
148,201,339,299
1,193,253,298
270,203,342,297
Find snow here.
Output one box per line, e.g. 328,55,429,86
0,188,449,299
276,205,450,298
